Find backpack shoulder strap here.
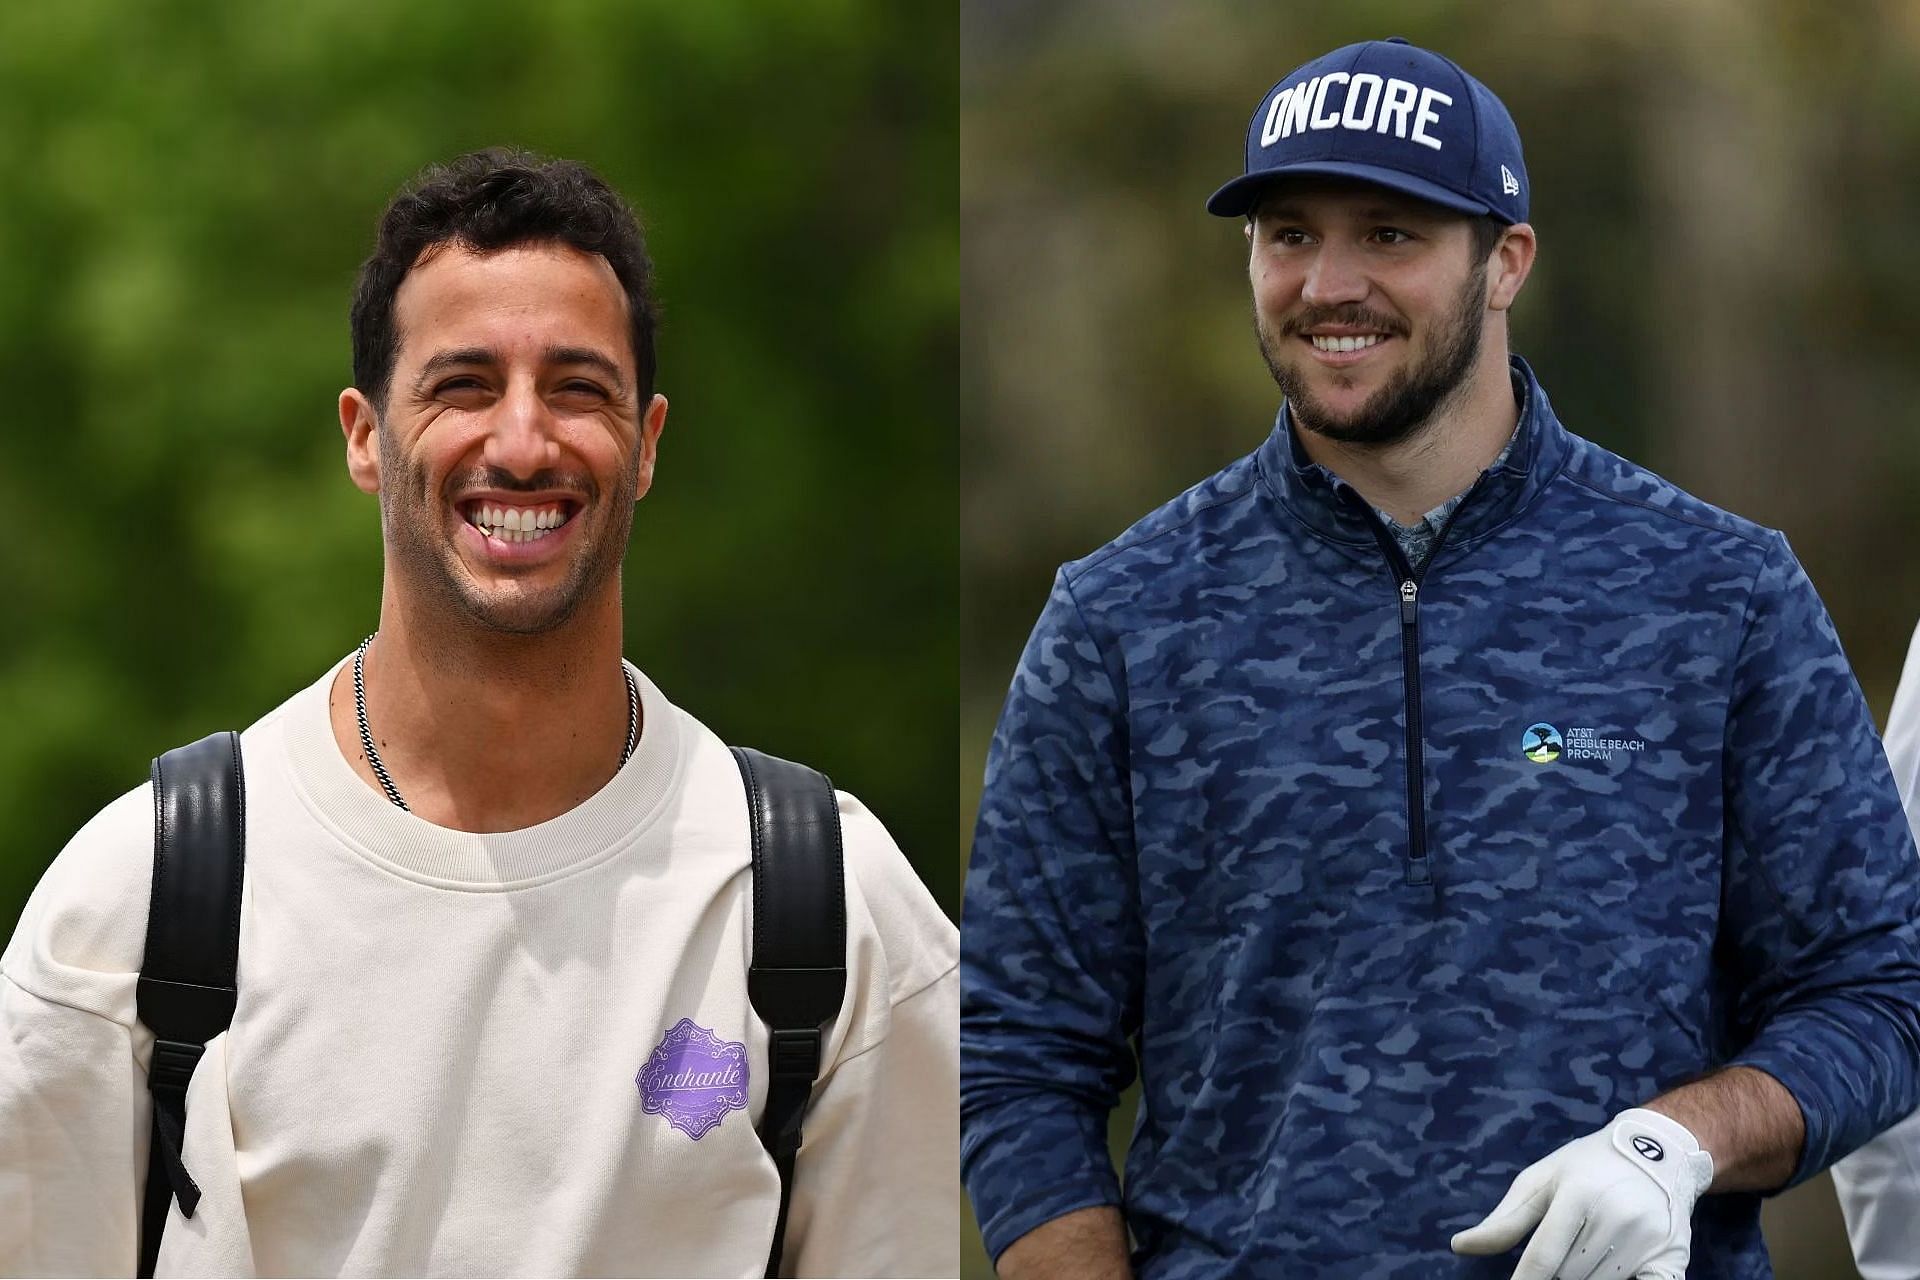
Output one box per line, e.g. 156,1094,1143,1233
730,746,847,1280
137,731,245,1279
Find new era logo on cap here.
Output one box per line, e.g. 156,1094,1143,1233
1207,37,1529,226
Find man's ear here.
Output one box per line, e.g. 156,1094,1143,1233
1487,222,1537,312
634,393,668,501
339,388,381,494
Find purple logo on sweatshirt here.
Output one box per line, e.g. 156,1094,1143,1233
637,1018,749,1140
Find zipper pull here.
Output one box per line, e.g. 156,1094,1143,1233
1400,579,1418,624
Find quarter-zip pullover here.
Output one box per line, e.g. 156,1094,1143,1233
960,357,1920,1279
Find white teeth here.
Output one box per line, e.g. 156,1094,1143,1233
466,502,569,542
1310,334,1384,353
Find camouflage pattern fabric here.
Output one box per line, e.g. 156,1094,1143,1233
960,357,1920,1279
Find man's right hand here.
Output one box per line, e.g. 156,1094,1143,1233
996,1205,1133,1280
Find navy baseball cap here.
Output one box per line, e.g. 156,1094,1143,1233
1206,37,1528,224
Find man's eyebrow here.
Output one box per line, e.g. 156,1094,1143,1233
545,346,630,394
409,346,631,396
412,347,499,392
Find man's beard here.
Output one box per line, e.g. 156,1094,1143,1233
1258,260,1488,449
377,423,637,636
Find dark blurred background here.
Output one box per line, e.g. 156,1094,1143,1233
961,1,1920,1275
0,0,957,939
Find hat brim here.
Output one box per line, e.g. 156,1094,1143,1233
1206,161,1504,221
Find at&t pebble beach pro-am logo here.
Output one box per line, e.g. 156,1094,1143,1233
636,1018,750,1140
1521,721,1647,765
1522,723,1563,763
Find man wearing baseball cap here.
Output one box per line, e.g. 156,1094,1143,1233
962,36,1920,1279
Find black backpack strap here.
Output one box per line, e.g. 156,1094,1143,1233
137,731,245,1279
731,746,847,1280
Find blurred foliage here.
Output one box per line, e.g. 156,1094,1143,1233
0,0,958,944
963,0,1920,1275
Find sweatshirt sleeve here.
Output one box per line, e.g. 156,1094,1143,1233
1,786,155,1278
960,570,1142,1262
1831,615,1920,1277
783,797,960,1280
1720,534,1920,1185
785,971,959,1279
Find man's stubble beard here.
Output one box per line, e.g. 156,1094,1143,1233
376,419,638,637
1258,256,1490,449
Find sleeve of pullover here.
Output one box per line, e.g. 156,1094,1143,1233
960,570,1143,1263
1830,615,1920,1277
1722,533,1920,1185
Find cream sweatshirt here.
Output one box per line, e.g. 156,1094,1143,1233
0,657,959,1278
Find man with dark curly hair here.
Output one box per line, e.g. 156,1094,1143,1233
0,150,957,1278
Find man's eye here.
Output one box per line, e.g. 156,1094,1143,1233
1373,228,1414,244
554,381,608,402
1273,228,1311,246
436,377,487,395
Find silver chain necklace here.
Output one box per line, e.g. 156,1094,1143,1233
353,632,639,814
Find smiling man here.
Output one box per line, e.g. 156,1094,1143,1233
0,151,957,1277
961,39,1920,1280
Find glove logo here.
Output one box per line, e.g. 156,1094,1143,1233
1631,1135,1665,1162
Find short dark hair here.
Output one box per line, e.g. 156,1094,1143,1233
350,148,658,410
1468,215,1507,264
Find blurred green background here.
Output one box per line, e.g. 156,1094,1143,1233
0,0,956,937
961,1,1920,1276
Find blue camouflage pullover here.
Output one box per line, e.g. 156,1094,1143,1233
960,359,1920,1279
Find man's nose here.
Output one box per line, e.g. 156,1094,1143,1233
482,382,559,477
1300,241,1370,308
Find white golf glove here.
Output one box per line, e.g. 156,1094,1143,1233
1451,1108,1714,1280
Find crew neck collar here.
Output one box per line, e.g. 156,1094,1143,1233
281,653,684,890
